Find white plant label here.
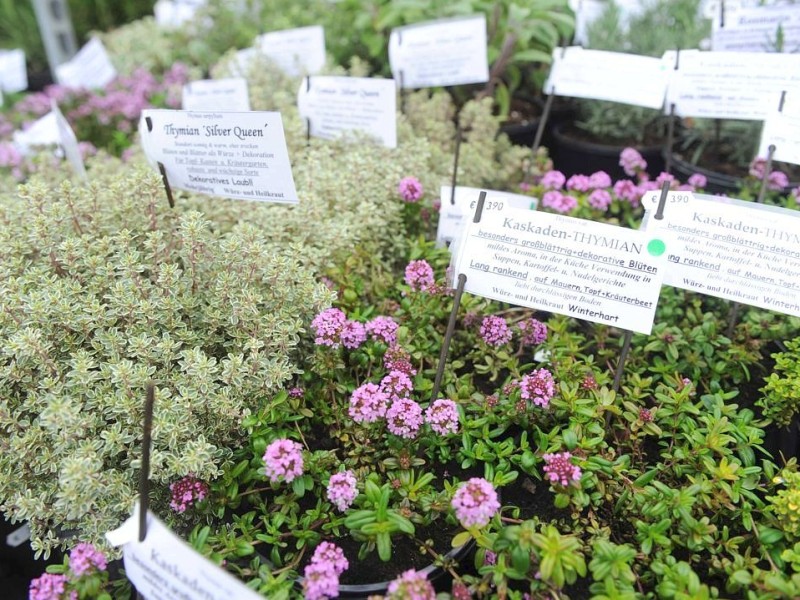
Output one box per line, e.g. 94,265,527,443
154,0,202,27
544,47,669,109
641,191,800,317
53,101,86,180
297,76,396,148
712,4,800,53
0,49,27,93
55,38,116,90
182,78,250,112
13,112,60,155
451,204,667,334
140,109,298,203
664,50,800,120
389,15,489,89
255,26,326,77
107,508,264,600
437,186,537,248
759,91,800,166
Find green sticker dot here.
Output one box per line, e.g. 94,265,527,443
648,239,666,256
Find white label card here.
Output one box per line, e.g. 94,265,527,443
451,204,667,334
154,0,202,27
53,101,86,180
664,50,800,120
0,49,27,93
389,15,489,89
107,508,264,600
255,26,326,77
712,4,800,53
182,78,250,112
642,191,800,317
544,47,669,109
140,109,298,203
437,186,538,248
297,76,396,148
55,38,117,90
13,112,60,155
759,91,800,166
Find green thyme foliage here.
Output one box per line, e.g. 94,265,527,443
759,338,800,427
0,169,332,556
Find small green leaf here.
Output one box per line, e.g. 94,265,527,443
452,530,472,548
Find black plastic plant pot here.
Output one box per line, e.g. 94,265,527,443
294,537,476,600
549,123,665,181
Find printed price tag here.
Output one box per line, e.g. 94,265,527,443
545,47,669,109
0,49,27,93
759,91,800,166
642,192,800,317
140,109,298,203
55,38,116,90
437,186,537,248
297,76,396,148
255,26,326,77
182,78,250,112
712,4,800,52
451,204,667,334
389,15,489,88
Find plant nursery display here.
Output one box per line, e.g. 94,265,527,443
2,1,800,600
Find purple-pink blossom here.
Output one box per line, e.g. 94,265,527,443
380,370,414,401
588,189,612,211
542,451,582,486
383,345,417,376
311,308,347,347
289,387,304,399
169,476,208,513
517,317,547,346
263,439,304,483
655,172,676,188
29,573,74,600
687,173,707,189
69,543,107,576
398,176,424,202
541,191,578,213
311,541,349,575
349,382,390,423
588,171,612,189
613,179,640,205
792,187,800,204
479,315,512,347
365,316,399,345
387,569,436,600
520,368,556,408
327,471,358,512
386,398,424,438
566,174,591,192
340,320,367,349
303,562,339,600
769,170,789,190
451,478,500,528
619,147,647,177
540,170,566,190
405,259,435,292
425,399,459,435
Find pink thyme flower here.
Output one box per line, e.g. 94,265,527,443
387,569,436,600
169,475,209,513
312,308,347,347
263,439,304,483
69,542,107,576
311,541,349,575
479,315,512,346
520,368,555,408
792,187,800,204
655,172,676,188
386,398,424,438
769,170,789,190
384,345,417,376
517,317,547,346
613,179,640,205
451,582,472,600
29,573,74,600
340,320,367,349
327,471,358,512
542,451,582,486
687,173,707,189
405,259,435,292
749,157,768,178
380,370,414,401
349,382,390,423
451,478,500,528
566,174,591,192
303,562,339,600
588,189,612,211
540,170,566,190
289,387,304,399
365,316,399,345
425,399,459,435
588,171,612,189
398,176,424,202
559,194,578,213
620,147,647,177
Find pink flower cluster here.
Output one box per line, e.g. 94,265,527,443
327,470,358,512
303,542,349,600
263,438,304,483
29,573,75,600
340,320,367,349
517,317,547,346
405,259,435,292
749,157,790,190
479,315,512,346
69,543,107,576
541,190,578,213
620,147,648,177
386,398,424,438
542,451,582,486
387,569,436,600
381,370,414,400
384,345,417,376
425,399,459,435
366,316,399,345
451,477,500,528
349,382,390,423
311,308,369,350
520,368,556,408
398,176,424,202
169,475,209,513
